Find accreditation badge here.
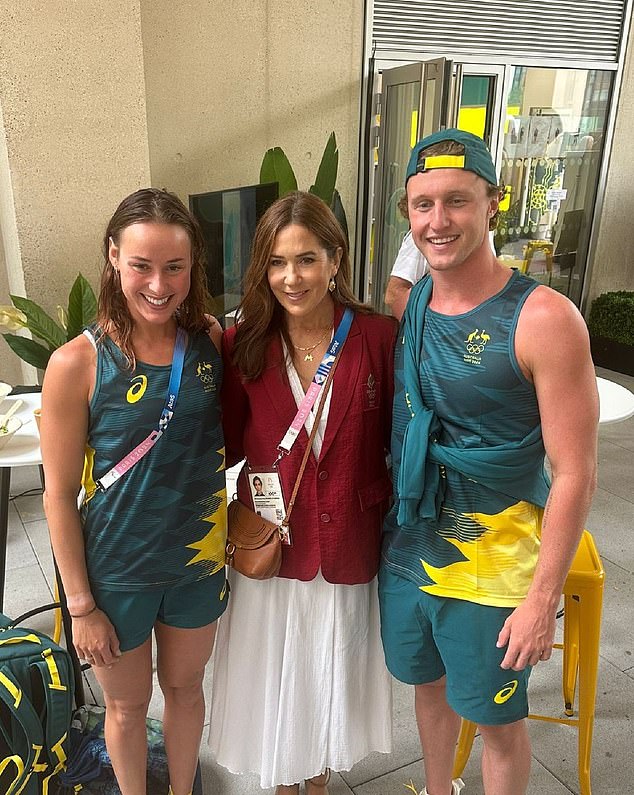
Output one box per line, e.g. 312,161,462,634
247,467,292,545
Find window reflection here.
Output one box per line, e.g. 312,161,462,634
495,67,610,304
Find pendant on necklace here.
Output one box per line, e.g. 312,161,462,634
304,352,314,362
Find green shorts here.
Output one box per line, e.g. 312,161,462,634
91,569,228,652
378,564,531,725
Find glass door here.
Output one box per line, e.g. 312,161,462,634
454,64,506,161
370,58,452,310
369,59,506,309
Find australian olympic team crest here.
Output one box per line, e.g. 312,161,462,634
463,328,491,365
196,361,216,392
364,373,377,410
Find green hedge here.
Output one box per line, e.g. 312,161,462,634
588,291,634,346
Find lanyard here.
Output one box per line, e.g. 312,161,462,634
96,327,188,492
275,307,353,463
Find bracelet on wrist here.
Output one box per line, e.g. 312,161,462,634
69,604,98,619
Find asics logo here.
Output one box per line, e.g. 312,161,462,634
494,680,518,704
127,375,147,403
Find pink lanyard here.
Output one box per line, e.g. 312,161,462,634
96,328,187,491
274,307,353,465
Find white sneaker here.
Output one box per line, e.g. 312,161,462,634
423,780,465,795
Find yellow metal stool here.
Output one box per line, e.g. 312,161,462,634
452,530,604,795
521,240,554,285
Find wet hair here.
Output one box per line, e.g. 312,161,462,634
98,187,211,367
232,191,373,381
403,139,504,230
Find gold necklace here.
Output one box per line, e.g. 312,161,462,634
291,327,332,361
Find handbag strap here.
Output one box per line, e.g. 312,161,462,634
281,342,344,530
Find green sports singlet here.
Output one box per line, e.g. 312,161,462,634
383,270,549,608
81,328,226,590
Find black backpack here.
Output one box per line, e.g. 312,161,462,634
0,610,74,795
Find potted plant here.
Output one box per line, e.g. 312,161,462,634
588,290,634,376
1,273,97,372
260,131,349,241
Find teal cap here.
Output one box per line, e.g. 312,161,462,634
405,128,498,187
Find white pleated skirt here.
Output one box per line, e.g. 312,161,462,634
207,569,393,788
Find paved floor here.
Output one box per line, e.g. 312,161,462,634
3,366,633,794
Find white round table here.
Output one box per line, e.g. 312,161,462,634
0,392,42,609
596,376,634,424
0,392,42,466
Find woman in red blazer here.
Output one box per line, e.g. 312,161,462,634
208,192,397,795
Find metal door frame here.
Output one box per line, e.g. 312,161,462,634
359,58,508,304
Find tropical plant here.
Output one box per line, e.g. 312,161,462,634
0,273,97,370
259,131,349,241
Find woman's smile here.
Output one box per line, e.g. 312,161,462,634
267,223,340,327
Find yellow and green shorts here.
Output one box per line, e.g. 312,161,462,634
378,564,531,725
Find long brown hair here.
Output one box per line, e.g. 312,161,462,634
233,191,372,380
98,188,211,366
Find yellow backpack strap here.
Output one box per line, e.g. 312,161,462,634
30,650,73,778
41,648,68,692
0,756,25,795
8,743,47,795
0,634,42,647
0,665,43,794
0,670,23,707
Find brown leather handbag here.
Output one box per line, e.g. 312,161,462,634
225,500,283,579
225,346,342,580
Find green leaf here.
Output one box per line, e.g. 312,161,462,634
66,273,97,340
260,147,298,197
309,132,338,205
2,333,52,370
331,188,349,245
10,295,66,349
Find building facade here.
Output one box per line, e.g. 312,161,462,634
1,1,632,382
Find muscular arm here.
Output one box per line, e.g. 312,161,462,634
498,287,598,671
384,276,413,321
41,336,120,666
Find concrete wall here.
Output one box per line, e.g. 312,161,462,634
0,99,25,385
0,0,150,382
0,0,364,382
585,12,634,310
140,0,364,241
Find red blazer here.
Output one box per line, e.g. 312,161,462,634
222,308,398,584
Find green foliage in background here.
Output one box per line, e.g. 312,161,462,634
588,291,634,346
1,273,97,370
260,132,349,242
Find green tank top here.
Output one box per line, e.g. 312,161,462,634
81,328,226,590
384,270,546,607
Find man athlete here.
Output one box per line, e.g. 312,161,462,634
379,129,598,795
